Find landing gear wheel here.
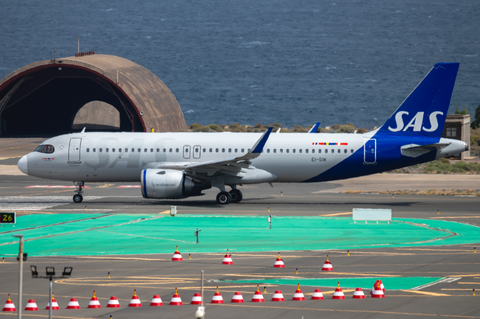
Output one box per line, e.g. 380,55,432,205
216,191,232,205
229,189,243,203
73,194,83,203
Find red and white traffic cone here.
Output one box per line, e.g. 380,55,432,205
211,287,224,304
87,291,101,309
379,280,385,292
169,288,183,306
222,249,233,265
321,255,334,271
231,292,244,303
271,290,285,302
273,252,285,268
107,296,120,308
45,292,60,310
251,285,265,302
190,293,202,305
128,289,142,307
66,298,80,309
292,283,305,301
24,299,38,311
352,288,365,299
332,282,345,299
311,289,324,300
150,295,163,306
172,245,183,261
371,282,385,298
2,294,16,312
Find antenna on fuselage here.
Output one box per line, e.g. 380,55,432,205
81,127,86,133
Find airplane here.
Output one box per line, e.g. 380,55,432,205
17,62,468,205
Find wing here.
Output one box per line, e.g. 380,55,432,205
148,127,275,182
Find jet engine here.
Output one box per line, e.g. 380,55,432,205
140,169,207,199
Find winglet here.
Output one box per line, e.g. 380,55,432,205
251,127,273,154
308,122,321,133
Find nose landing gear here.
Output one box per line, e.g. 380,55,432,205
73,181,84,203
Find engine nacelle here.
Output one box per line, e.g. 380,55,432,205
141,169,206,199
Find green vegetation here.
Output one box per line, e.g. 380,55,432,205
187,122,371,133
455,106,468,115
471,103,480,129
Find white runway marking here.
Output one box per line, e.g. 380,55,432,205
411,277,461,290
0,196,104,210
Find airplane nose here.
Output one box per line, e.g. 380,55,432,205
17,155,28,175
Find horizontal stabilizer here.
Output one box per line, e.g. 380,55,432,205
400,143,450,158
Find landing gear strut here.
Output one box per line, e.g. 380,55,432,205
73,181,84,203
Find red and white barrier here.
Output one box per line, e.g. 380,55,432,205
66,298,80,309
251,285,265,302
332,282,345,299
271,290,285,302
273,252,285,268
292,284,305,301
2,294,16,312
150,295,163,306
169,288,183,306
128,289,142,307
172,245,183,261
321,255,334,271
231,292,244,303
352,288,365,299
107,296,120,308
311,289,324,300
211,287,224,304
87,291,101,309
45,293,60,310
222,249,233,265
24,299,38,311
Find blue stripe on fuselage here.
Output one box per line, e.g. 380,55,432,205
302,135,438,183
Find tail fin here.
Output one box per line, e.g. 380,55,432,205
376,62,459,138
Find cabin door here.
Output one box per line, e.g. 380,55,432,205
68,138,82,164
364,139,376,164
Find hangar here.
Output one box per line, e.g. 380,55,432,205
0,53,186,136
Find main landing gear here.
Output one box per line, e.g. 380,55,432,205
73,181,84,203
216,188,243,205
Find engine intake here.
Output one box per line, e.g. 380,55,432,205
141,169,206,199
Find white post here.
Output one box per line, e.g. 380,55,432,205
13,234,23,319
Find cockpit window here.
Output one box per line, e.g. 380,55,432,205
34,144,55,154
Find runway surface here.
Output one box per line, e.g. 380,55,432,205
1,145,480,318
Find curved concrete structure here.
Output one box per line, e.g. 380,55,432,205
0,54,186,136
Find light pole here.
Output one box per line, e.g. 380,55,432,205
30,266,73,319
12,234,23,319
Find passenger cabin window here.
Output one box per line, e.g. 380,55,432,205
351,149,354,153
286,149,289,153
106,148,109,152
280,149,283,153
216,148,219,153
35,144,55,154
235,148,238,153
131,148,135,152
312,149,315,153
344,149,347,153
138,148,141,153
112,148,115,152
86,148,90,152
299,149,302,153
267,149,270,153
222,148,225,153
169,148,173,153
93,148,96,152
325,149,328,154
319,149,322,154
273,149,277,153
293,149,296,153
125,148,128,152
241,149,245,153
305,149,309,154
